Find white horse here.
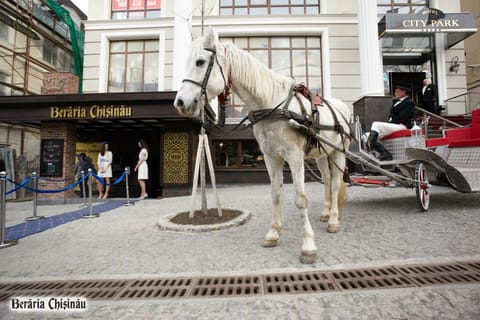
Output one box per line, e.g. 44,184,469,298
174,28,352,264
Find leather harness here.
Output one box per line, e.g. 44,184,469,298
182,46,355,156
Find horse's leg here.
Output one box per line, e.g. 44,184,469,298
261,155,284,248
338,180,347,220
315,158,332,223
325,152,347,233
289,155,317,264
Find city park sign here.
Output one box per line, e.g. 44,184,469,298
378,8,477,48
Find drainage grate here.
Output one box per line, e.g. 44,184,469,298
118,278,191,299
191,275,262,297
330,266,415,290
1,260,479,302
395,262,480,286
264,271,338,294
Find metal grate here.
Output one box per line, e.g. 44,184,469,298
330,266,415,290
119,278,192,299
395,262,480,286
264,271,338,294
1,260,479,302
191,275,262,297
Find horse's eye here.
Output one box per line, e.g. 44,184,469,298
196,59,205,67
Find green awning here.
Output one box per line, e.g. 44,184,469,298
45,0,84,92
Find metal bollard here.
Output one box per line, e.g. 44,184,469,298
83,169,99,218
79,170,88,208
25,172,45,221
0,171,18,249
124,166,134,206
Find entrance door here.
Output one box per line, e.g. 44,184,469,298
389,72,425,106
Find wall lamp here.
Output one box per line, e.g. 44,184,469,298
449,56,460,73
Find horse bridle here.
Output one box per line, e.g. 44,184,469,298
181,47,230,124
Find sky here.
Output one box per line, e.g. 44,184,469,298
71,0,89,15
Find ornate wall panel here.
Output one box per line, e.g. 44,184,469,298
162,131,190,184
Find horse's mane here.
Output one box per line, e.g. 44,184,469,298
223,42,293,103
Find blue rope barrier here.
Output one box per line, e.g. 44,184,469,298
5,176,32,195
91,171,126,186
4,171,127,195
5,174,89,194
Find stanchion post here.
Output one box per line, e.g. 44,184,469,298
25,172,45,221
83,169,99,218
0,171,18,249
124,166,134,206
80,170,88,208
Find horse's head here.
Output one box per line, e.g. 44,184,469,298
174,28,228,119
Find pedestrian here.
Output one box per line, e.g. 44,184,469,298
366,82,416,161
419,78,437,114
97,142,113,199
76,153,95,197
134,139,148,200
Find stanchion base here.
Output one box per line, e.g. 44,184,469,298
0,239,18,249
123,202,135,206
25,216,45,221
82,213,100,219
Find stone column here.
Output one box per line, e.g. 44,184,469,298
357,0,384,96
172,0,193,90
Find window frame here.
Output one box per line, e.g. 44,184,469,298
377,0,430,15
213,140,265,169
111,0,161,19
220,35,322,119
219,0,320,15
107,39,159,93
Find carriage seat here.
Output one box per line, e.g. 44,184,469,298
446,108,480,148
425,108,480,148
381,129,413,140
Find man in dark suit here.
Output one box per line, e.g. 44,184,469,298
367,82,416,161
419,78,437,114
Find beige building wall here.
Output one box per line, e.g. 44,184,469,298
461,0,480,111
82,0,473,113
83,0,361,106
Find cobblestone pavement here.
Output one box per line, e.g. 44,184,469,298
0,182,479,319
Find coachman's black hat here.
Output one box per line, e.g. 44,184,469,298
394,82,412,94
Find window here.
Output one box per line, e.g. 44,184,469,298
220,36,322,118
0,21,8,41
42,39,57,66
111,0,161,19
108,40,159,92
219,0,319,15
213,140,265,169
377,0,429,15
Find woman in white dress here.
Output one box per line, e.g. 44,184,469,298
97,142,113,199
134,139,148,199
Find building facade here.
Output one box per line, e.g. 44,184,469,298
0,0,85,199
0,0,477,199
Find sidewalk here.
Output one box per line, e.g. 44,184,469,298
0,182,479,319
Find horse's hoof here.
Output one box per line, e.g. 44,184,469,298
327,224,340,233
300,251,317,264
262,239,278,247
320,215,329,222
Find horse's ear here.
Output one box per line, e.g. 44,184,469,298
203,26,218,49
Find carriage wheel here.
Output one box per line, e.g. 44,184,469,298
415,162,430,211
